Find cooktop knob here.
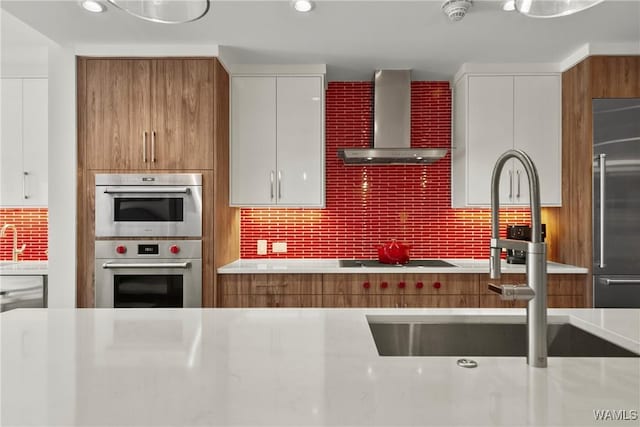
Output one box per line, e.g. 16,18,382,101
170,245,180,254
115,245,127,254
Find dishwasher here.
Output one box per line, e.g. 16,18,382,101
0,276,45,312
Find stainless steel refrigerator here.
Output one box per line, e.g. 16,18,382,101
593,98,640,307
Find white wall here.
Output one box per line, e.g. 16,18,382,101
47,45,76,308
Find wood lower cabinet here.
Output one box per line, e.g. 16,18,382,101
218,274,322,308
478,274,587,308
218,272,586,308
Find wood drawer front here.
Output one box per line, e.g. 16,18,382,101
479,274,587,296
220,290,322,308
402,295,479,308
323,293,397,308
322,273,479,295
219,274,322,295
479,295,586,308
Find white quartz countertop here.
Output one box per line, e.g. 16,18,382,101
218,258,588,274
0,260,48,276
1,307,638,426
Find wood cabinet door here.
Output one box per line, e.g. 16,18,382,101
152,59,214,170
85,59,151,170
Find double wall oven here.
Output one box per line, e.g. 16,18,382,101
94,174,203,308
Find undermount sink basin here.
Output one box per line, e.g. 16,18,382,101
368,320,639,357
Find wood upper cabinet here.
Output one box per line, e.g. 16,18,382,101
82,58,214,170
451,73,561,207
230,75,325,207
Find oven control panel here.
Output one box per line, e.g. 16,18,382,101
95,240,201,259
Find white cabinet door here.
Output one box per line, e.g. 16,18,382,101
0,78,48,207
466,76,514,205
1,79,24,206
276,76,324,206
22,79,48,206
514,75,562,206
230,76,277,206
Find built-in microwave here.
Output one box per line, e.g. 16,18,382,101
95,174,202,238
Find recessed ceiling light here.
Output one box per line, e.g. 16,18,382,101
502,0,516,11
292,0,314,13
80,0,106,13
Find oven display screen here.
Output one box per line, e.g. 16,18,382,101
138,244,159,255
114,198,184,222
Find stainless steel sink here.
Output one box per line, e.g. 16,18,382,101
368,322,639,357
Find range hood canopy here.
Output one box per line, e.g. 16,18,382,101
338,70,448,165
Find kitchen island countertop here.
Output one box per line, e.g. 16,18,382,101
218,258,588,274
1,307,638,426
0,260,48,276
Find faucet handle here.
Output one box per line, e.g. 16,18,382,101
488,283,535,301
16,244,26,255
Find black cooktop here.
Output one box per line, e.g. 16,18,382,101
338,259,456,268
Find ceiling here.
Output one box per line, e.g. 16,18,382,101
1,0,639,80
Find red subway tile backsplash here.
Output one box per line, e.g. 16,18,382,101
240,81,530,259
0,208,48,261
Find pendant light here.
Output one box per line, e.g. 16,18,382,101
107,0,210,24
515,0,605,18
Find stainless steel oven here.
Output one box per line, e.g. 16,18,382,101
95,240,201,308
95,174,202,237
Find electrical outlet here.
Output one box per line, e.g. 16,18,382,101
272,242,287,253
257,240,267,255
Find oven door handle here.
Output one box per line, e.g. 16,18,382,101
102,262,191,269
103,187,192,195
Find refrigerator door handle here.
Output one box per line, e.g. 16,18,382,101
602,278,640,286
598,153,607,269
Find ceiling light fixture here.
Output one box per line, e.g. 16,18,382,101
441,0,473,22
80,0,106,13
292,0,314,13
502,0,516,12
107,0,210,24
515,0,605,18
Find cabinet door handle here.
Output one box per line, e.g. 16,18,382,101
509,170,513,199
151,131,156,163
270,171,275,200
516,170,521,198
22,171,30,199
142,131,148,163
278,170,282,200
598,153,607,268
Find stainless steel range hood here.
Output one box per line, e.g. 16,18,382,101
338,70,448,165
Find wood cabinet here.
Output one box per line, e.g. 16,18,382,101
1,78,48,206
83,58,214,170
451,73,561,207
230,75,324,207
323,273,479,308
218,272,585,308
218,274,323,308
478,273,586,308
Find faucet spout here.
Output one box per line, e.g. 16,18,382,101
0,224,26,262
489,149,548,368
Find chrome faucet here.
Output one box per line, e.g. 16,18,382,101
0,224,27,262
488,149,548,368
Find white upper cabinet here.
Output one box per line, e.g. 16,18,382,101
230,74,325,207
1,78,48,207
451,73,561,207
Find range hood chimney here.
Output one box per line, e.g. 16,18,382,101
338,70,447,165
